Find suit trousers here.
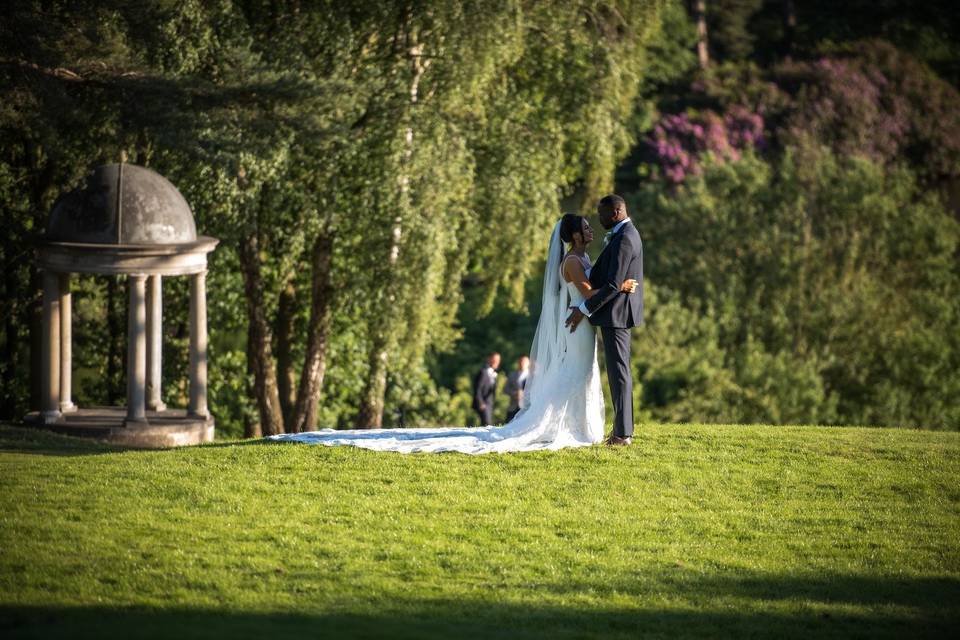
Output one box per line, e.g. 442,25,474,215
476,406,494,427
600,326,634,438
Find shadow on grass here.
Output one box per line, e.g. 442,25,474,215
544,572,960,610
198,438,283,449
0,424,495,456
0,424,125,457
0,424,275,456
2,574,958,639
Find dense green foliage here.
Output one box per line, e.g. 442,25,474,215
2,424,959,638
632,151,960,427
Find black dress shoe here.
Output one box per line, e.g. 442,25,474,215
604,435,632,446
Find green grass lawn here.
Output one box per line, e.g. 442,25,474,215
1,423,958,639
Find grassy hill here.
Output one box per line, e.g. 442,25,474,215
1,423,958,639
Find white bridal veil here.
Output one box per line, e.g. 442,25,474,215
517,220,565,417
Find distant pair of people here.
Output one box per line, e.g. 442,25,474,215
472,353,530,426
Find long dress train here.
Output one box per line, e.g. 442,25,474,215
267,222,604,454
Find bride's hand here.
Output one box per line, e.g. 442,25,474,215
620,279,638,294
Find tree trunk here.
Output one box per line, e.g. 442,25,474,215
356,343,388,428
781,0,796,59
693,0,709,69
243,349,262,438
288,232,334,433
355,18,428,429
238,232,285,436
275,279,297,426
1,260,19,418
28,295,41,412
26,141,55,412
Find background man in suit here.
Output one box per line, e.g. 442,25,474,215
564,194,644,446
472,352,500,426
502,355,530,422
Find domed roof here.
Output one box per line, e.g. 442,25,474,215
46,164,197,245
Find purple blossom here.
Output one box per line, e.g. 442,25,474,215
774,51,932,169
645,105,766,184
649,42,960,181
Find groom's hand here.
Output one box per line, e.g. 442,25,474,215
565,306,585,333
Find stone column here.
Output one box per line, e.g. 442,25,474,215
40,270,61,424
125,274,148,426
188,270,208,418
58,274,76,413
145,275,166,411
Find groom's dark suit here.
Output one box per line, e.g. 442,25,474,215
583,219,643,438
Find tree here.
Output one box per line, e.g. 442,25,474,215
0,0,669,435
706,0,764,62
631,150,960,428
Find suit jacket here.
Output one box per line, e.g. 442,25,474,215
585,219,644,328
502,369,528,411
472,367,497,412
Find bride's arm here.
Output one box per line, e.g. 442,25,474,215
562,257,636,299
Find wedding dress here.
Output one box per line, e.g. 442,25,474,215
268,221,605,453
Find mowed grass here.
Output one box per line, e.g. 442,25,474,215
1,423,958,639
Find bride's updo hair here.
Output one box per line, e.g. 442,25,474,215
559,213,585,245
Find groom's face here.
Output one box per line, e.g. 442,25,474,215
597,204,615,229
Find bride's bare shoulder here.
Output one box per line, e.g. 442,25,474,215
561,253,587,282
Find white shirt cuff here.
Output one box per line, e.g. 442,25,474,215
578,301,592,317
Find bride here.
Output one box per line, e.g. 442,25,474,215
269,214,638,454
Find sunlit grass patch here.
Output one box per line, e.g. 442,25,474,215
1,423,958,638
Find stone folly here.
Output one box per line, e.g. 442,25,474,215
26,163,218,447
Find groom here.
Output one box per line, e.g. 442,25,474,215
565,194,644,446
